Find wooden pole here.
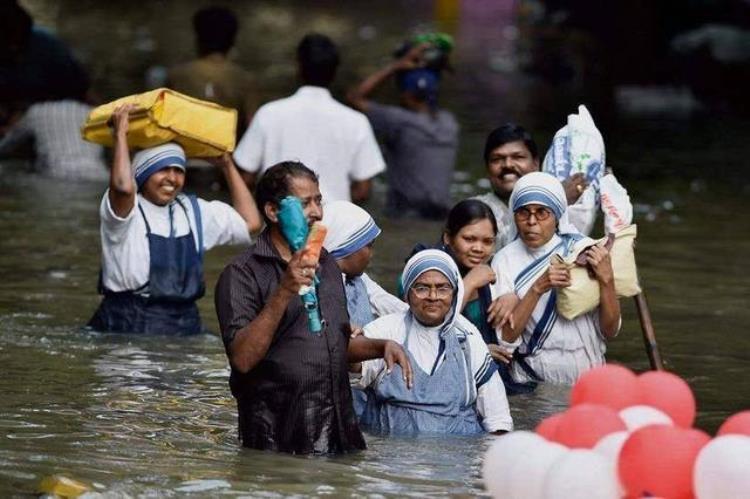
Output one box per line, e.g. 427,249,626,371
633,292,665,371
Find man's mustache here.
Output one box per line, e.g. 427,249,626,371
499,166,521,177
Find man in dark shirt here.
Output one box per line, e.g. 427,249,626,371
215,161,412,454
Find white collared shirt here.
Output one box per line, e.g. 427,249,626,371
99,192,252,293
233,86,386,203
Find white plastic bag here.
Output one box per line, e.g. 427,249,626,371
600,174,633,234
543,104,606,195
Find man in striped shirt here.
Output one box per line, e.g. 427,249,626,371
0,99,106,181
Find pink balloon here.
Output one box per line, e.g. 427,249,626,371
718,411,750,437
570,364,640,410
618,426,710,499
535,413,564,441
553,404,626,449
637,371,696,428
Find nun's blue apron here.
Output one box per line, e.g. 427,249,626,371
360,316,484,436
88,195,205,335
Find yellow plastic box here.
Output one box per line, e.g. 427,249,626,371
81,88,237,157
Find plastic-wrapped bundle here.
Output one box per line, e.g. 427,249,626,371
543,105,605,198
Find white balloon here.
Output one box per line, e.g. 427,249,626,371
506,439,569,499
541,449,621,499
593,431,629,460
483,431,547,498
592,431,629,497
694,435,750,499
619,405,673,431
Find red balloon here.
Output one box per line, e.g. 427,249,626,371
637,371,696,428
570,364,640,410
618,426,710,499
717,410,750,437
553,404,626,448
535,413,564,441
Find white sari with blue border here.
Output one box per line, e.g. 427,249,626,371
492,234,608,385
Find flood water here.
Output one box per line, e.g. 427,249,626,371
2,1,749,497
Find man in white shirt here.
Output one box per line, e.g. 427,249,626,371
233,34,385,204
0,100,107,180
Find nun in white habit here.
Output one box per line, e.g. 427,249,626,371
322,200,407,326
354,250,513,435
492,172,621,385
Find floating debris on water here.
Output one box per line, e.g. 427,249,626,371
38,475,90,498
175,479,231,493
633,201,679,223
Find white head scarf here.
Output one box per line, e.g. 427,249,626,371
509,171,582,238
322,201,381,260
401,249,465,336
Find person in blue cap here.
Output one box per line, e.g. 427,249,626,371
88,104,262,335
348,42,459,220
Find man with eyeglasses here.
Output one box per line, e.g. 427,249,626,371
352,249,513,435
491,172,621,386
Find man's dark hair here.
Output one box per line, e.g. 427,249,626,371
255,161,319,223
296,33,339,87
483,123,539,164
193,6,238,56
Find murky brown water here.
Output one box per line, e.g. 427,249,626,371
1,1,749,496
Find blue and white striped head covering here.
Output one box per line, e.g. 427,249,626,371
132,143,187,189
322,201,381,260
401,249,464,333
509,171,580,237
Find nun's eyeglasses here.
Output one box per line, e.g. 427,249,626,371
411,284,454,298
515,207,553,222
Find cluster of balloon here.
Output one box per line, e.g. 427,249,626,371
483,364,750,499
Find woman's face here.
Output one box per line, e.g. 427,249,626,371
514,204,556,248
408,270,454,327
443,219,496,270
141,167,185,206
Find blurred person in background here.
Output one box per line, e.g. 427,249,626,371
348,37,458,220
233,33,385,204
168,6,258,139
0,0,105,180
